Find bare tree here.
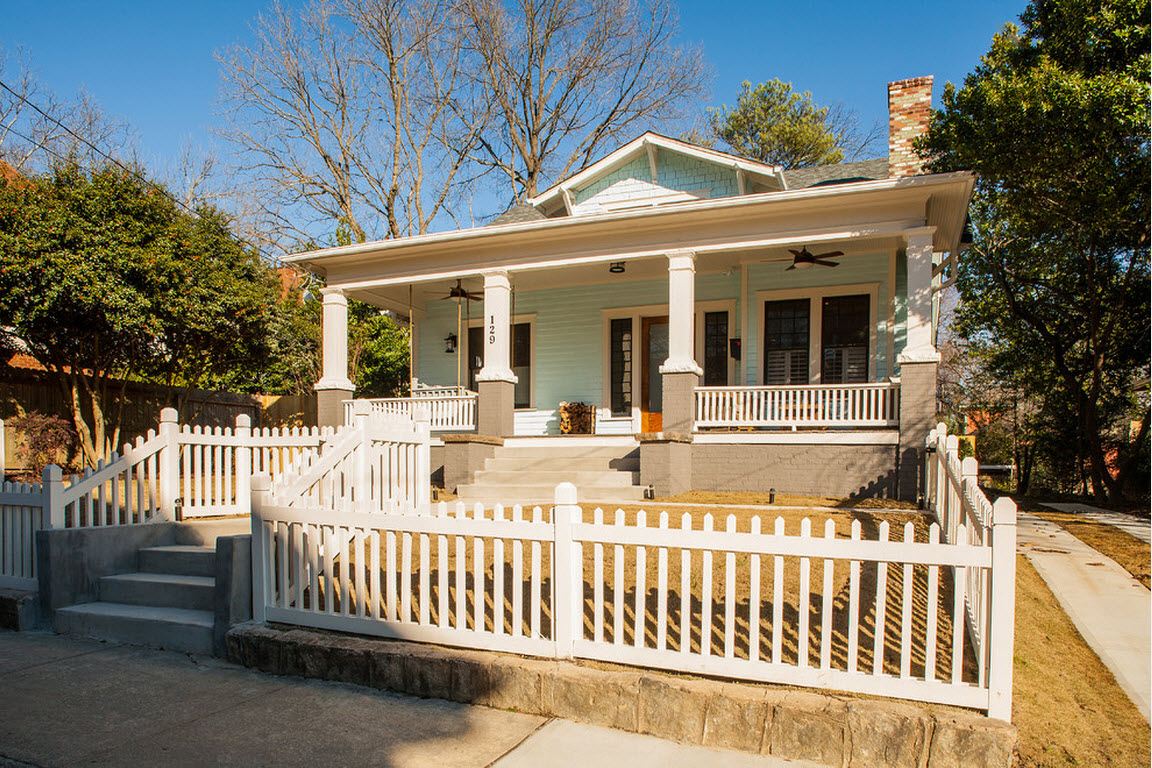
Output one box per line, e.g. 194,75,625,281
217,0,487,247
0,47,132,174
460,0,710,201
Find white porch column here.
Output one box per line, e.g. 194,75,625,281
660,250,703,376
315,287,355,428
476,271,517,384
897,226,940,501
898,226,941,364
476,271,516,436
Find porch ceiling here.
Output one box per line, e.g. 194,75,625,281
349,235,907,314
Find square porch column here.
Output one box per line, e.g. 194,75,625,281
314,288,355,428
659,250,702,435
475,271,517,437
897,226,941,501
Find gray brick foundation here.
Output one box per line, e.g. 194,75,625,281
689,441,899,499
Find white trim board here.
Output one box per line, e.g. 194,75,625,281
693,430,899,445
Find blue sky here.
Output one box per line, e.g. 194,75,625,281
4,0,1025,218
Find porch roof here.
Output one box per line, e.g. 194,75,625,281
286,170,973,312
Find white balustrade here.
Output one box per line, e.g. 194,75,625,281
343,393,478,432
695,382,901,428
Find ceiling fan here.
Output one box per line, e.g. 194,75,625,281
787,247,843,270
438,278,483,302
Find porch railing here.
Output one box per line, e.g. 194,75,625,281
695,382,900,429
345,393,477,432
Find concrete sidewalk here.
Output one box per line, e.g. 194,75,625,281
1016,512,1151,721
0,631,816,768
1039,502,1151,544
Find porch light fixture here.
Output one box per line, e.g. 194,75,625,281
444,333,457,354
609,261,626,274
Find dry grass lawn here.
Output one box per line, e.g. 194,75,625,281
1012,555,1150,767
659,489,920,510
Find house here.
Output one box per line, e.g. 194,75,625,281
286,77,972,502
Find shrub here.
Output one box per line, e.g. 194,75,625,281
9,412,76,477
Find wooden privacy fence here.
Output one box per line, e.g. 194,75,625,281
695,382,901,429
251,475,1018,718
1,405,429,591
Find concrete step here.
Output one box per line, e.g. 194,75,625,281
472,470,639,487
456,483,647,504
138,545,216,578
54,602,214,655
496,446,639,460
484,457,640,472
99,572,215,612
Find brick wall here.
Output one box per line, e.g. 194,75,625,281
888,76,933,178
691,442,899,498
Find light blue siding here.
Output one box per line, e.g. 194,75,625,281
571,149,741,208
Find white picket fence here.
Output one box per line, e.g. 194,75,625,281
0,407,421,591
252,472,1018,718
695,382,901,428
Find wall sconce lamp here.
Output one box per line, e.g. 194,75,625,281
609,261,626,274
444,333,457,353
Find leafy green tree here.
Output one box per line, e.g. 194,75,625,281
349,301,410,398
0,163,284,462
697,80,879,169
919,0,1150,502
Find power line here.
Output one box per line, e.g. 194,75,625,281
0,77,295,271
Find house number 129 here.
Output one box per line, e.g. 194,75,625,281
488,315,495,344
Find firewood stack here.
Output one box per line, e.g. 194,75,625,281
559,401,594,434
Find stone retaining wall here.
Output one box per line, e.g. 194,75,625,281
227,624,1017,767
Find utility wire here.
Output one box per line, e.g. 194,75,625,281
0,77,298,272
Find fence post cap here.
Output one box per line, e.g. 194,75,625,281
945,434,959,451
554,482,578,505
961,456,979,476
251,473,272,492
160,407,179,423
42,464,63,483
235,413,252,429
992,496,1017,525
936,421,948,435
352,399,371,417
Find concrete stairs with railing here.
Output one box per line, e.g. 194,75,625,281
54,544,217,654
456,442,646,504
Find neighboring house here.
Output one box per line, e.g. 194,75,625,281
287,77,972,502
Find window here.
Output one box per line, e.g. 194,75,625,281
609,318,633,416
468,322,532,407
764,299,809,384
821,295,869,383
703,311,729,386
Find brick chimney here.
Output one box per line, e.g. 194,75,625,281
887,76,933,178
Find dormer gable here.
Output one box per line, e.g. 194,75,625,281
528,132,786,218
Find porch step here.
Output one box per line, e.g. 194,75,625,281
138,545,216,578
456,482,647,505
471,470,640,487
484,457,640,472
99,572,215,612
54,602,214,655
496,446,639,460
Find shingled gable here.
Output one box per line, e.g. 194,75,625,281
526,132,786,218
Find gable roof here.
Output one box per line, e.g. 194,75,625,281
527,132,786,217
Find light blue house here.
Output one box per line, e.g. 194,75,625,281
289,77,972,503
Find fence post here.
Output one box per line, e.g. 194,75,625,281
413,403,432,515
924,426,938,511
986,496,1017,721
552,482,580,659
960,456,980,525
42,465,64,529
934,423,948,518
158,407,180,521
235,414,252,516
352,400,371,512
250,473,272,624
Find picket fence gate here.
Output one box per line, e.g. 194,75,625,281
1,405,430,592
251,457,1017,719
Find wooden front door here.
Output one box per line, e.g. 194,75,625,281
640,316,669,432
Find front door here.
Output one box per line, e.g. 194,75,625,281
641,316,668,432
